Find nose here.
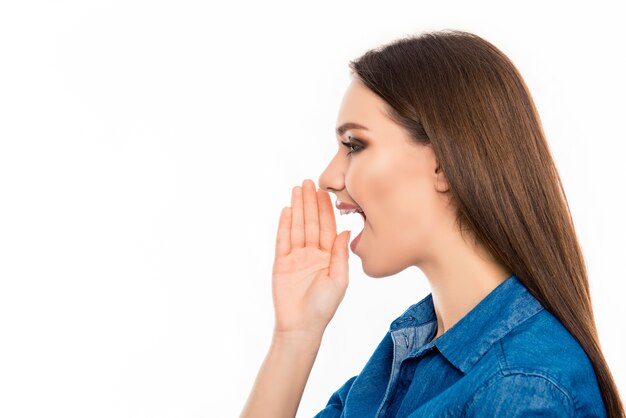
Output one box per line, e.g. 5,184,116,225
318,154,344,196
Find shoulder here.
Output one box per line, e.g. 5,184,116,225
499,308,596,379
466,308,605,417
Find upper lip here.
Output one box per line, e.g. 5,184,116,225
336,201,363,211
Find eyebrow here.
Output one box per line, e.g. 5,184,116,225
336,122,369,137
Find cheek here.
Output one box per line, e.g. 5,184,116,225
404,193,440,247
363,154,427,216
346,150,437,236
392,180,438,235
349,153,399,206
366,160,439,242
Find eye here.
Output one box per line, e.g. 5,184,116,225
341,136,365,156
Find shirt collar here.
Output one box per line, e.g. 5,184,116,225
389,274,544,374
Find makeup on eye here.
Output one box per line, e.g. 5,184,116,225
341,135,366,156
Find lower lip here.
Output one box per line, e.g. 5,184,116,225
350,227,364,252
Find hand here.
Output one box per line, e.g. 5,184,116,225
271,179,351,340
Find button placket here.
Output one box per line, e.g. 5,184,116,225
374,328,412,418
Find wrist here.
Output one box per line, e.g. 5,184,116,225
271,329,324,349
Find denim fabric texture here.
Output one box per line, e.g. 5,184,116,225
313,274,606,417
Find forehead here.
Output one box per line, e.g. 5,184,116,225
335,77,392,134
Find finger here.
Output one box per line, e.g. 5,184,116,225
329,230,350,288
317,188,336,252
291,186,305,248
275,206,292,257
302,179,320,248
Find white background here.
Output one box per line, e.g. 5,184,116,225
1,1,624,417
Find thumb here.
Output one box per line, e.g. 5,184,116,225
329,230,351,286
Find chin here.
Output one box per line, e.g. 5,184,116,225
361,259,410,279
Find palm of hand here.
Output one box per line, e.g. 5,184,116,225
271,179,351,338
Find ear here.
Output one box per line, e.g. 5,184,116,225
434,163,450,193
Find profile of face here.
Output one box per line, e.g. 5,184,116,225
318,75,454,278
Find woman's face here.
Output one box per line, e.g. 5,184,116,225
318,75,453,278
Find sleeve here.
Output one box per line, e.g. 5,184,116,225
461,373,576,417
312,375,358,418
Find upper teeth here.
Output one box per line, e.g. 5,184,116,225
339,208,364,215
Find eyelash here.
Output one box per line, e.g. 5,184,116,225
341,136,364,156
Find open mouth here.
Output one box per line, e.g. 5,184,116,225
339,207,366,221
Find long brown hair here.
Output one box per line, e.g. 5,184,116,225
348,29,624,417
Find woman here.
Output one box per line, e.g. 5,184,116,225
240,30,624,417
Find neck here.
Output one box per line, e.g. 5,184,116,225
420,234,512,340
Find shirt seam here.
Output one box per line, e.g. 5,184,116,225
373,332,400,418
459,304,544,374
460,368,577,416
491,311,581,415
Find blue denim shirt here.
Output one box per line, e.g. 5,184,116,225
314,274,606,417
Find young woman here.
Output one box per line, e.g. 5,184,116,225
240,30,624,418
